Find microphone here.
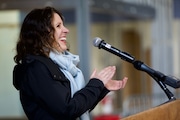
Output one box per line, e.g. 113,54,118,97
93,37,135,63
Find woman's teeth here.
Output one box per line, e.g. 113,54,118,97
60,38,66,41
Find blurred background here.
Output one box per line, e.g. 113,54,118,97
0,0,180,119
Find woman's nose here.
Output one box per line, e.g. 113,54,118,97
64,26,69,33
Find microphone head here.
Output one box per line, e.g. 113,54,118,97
93,37,102,47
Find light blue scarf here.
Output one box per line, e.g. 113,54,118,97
49,50,90,120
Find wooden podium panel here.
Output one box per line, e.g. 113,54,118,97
122,100,180,120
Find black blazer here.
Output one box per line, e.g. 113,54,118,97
13,55,109,120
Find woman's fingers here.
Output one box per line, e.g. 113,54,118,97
90,66,116,85
122,77,128,88
99,66,115,78
105,77,128,91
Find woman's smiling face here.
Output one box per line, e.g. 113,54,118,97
52,13,69,53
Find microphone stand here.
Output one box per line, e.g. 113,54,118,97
117,51,178,102
152,77,176,103
132,60,176,102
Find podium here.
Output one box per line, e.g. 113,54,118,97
122,99,180,120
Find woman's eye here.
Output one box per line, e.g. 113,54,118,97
57,24,60,27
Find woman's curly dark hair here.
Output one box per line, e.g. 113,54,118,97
14,6,64,64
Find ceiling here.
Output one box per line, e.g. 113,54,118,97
0,0,155,19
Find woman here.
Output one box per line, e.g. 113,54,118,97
13,6,128,120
